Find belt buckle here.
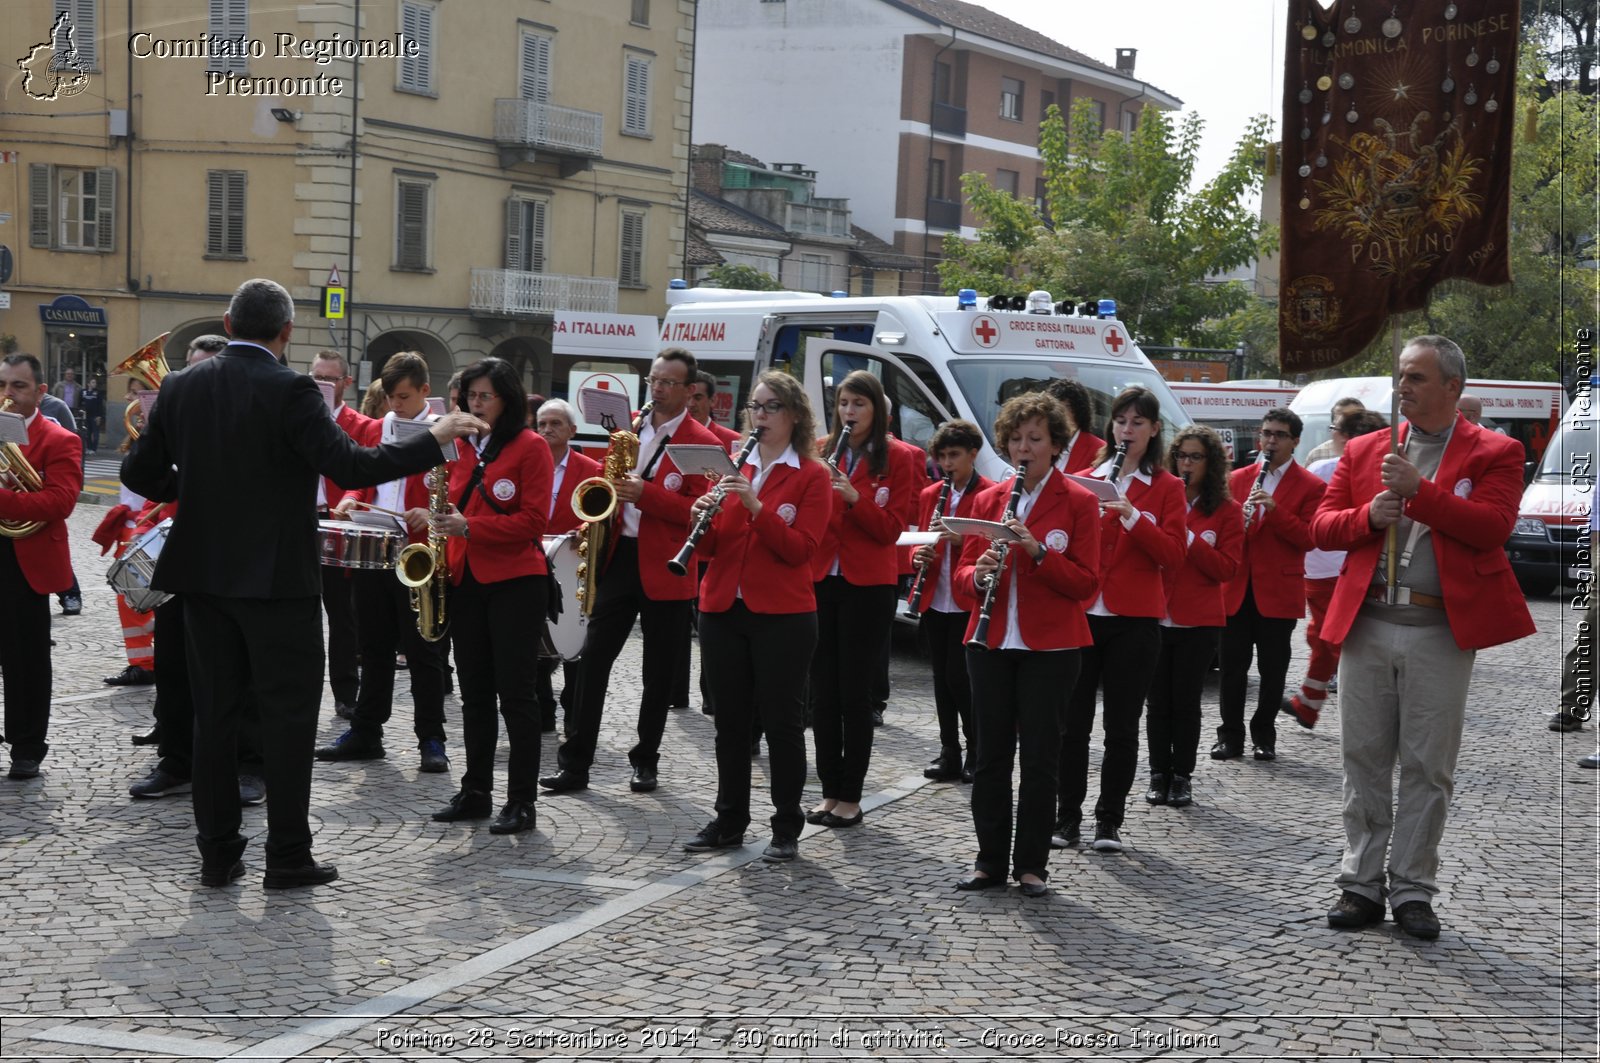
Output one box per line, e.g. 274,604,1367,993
1387,586,1411,606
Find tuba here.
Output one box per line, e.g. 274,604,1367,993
569,402,649,616
0,398,45,539
396,463,450,642
114,333,173,451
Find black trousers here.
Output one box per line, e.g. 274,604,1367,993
811,576,896,803
154,596,263,779
350,570,446,745
560,537,692,777
701,601,816,841
1218,583,1297,749
1059,613,1161,830
320,565,361,706
183,594,323,869
0,539,51,761
1145,625,1219,777
450,568,545,805
536,656,579,724
968,647,1080,881
669,562,711,712
920,608,974,759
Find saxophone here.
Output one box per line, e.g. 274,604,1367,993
396,463,450,642
569,402,649,615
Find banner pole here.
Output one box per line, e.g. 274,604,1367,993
1385,321,1402,604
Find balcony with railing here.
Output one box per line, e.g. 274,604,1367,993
784,200,852,240
469,269,618,317
493,99,604,174
926,197,963,232
931,102,967,138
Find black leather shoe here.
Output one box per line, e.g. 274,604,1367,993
1550,712,1586,732
431,789,492,822
1167,774,1193,807
1393,900,1441,940
200,860,245,887
539,770,588,793
314,729,385,762
489,800,536,835
629,767,658,793
1018,880,1049,898
923,753,962,782
131,727,161,746
961,754,975,784
1210,741,1242,760
1143,772,1170,805
762,837,798,862
1252,745,1277,761
821,810,863,828
871,708,885,727
804,808,832,825
954,874,1004,892
104,665,156,686
263,861,340,889
1327,890,1385,929
7,758,40,780
683,823,744,852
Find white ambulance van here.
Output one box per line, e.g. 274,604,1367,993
1508,388,1593,597
657,287,1192,481
1171,380,1301,469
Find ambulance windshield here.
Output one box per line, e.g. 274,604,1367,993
948,360,1191,445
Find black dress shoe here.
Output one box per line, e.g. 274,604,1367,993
489,800,536,835
105,665,156,686
1018,880,1049,898
264,861,340,889
1210,741,1242,760
821,810,863,828
1392,900,1441,940
431,788,492,822
1550,712,1586,733
954,873,1004,892
1167,774,1193,808
871,708,885,727
200,860,245,887
131,727,161,746
7,758,40,780
683,822,745,852
1143,772,1170,805
761,837,798,862
315,729,386,762
539,769,588,793
961,755,975,784
804,808,832,825
1326,890,1385,929
629,767,658,793
923,753,963,782
1252,745,1277,761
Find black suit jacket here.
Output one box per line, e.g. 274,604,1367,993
121,342,442,598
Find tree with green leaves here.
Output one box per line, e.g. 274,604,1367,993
701,263,782,291
938,100,1276,348
1523,0,1595,96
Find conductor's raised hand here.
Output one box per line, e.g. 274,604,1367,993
429,411,489,443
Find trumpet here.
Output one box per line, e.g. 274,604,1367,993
1242,443,1272,533
968,461,1028,648
667,427,764,576
113,333,172,452
906,469,953,617
0,398,45,539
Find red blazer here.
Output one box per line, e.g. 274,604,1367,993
809,437,917,585
0,413,83,594
908,472,992,612
1164,498,1245,628
546,448,603,537
1062,430,1108,475
443,429,552,585
952,469,1100,650
1082,466,1188,618
1311,413,1534,651
703,418,741,451
892,435,936,575
624,411,720,600
698,456,832,614
1225,459,1326,619
322,404,380,505
339,472,431,545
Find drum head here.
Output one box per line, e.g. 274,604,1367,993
542,533,588,660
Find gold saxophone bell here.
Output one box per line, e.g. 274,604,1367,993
114,333,173,450
570,476,619,524
395,541,436,588
396,463,450,642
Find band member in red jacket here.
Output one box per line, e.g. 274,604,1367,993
674,370,739,717
0,354,84,779
1056,386,1186,854
1144,426,1242,810
320,353,451,773
952,392,1099,897
1214,409,1326,763
680,372,831,862
430,358,553,835
534,398,601,732
1313,336,1534,941
1047,377,1107,475
908,420,990,783
807,370,916,829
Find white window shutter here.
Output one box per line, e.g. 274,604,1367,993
95,165,115,251
29,164,52,248
520,33,551,103
226,171,246,254
623,56,651,135
528,199,546,272
504,198,524,270
400,1,433,91
207,0,249,72
207,171,225,254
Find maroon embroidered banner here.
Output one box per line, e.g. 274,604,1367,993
1278,0,1518,374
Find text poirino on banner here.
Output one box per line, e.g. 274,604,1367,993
1277,0,1518,374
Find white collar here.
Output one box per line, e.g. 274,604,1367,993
744,444,801,472
1091,457,1152,486
552,447,570,470
22,408,39,430
648,407,689,437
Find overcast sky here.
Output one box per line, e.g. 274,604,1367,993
976,0,1285,187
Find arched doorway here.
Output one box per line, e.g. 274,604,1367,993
489,336,548,398
162,319,228,367
365,330,455,401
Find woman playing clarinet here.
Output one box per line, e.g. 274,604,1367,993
953,392,1099,898
678,373,831,861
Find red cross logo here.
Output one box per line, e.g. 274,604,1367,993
1101,324,1126,355
973,315,1001,348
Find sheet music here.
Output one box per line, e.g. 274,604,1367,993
0,411,28,445
937,516,1024,543
391,415,454,464
664,444,737,480
1065,474,1122,502
578,387,634,433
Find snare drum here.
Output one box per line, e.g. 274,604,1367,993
106,518,174,612
541,532,588,660
317,520,403,570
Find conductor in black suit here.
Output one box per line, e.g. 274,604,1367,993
121,278,486,889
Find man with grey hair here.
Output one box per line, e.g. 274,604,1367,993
1311,335,1533,940
122,277,487,890
535,397,600,732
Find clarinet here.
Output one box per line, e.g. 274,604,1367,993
1107,438,1130,485
906,470,954,617
666,427,765,576
1241,442,1272,532
826,423,853,474
968,461,1028,648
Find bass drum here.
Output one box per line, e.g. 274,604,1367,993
541,532,588,660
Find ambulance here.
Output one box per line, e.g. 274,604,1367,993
1170,380,1301,469
656,286,1192,481
1508,389,1593,597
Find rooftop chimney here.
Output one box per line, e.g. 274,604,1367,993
1115,48,1137,75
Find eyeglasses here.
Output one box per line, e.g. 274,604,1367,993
745,400,786,415
646,376,687,389
1175,451,1207,462
311,374,344,385
464,390,498,403
1258,428,1293,440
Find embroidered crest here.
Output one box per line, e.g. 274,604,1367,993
874,486,890,507
492,478,516,501
777,503,798,526
663,472,683,493
1044,529,1069,553
1201,529,1217,546
1454,478,1473,498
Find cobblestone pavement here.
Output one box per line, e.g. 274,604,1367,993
1,504,1595,1060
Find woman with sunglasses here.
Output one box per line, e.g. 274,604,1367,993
807,370,917,829
680,373,830,862
1144,426,1242,809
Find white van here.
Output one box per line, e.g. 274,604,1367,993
658,288,1192,481
1508,390,1593,596
1171,380,1300,469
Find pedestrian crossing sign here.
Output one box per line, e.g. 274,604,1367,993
322,286,346,319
